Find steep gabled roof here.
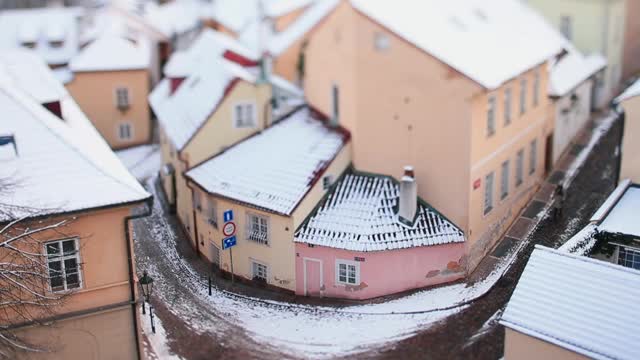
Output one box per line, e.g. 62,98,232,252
70,35,150,72
295,170,464,251
186,107,347,216
501,246,640,360
0,51,149,221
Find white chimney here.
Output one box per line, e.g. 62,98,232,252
398,166,417,224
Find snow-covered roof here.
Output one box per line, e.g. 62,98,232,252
145,0,204,37
0,51,149,221
267,0,315,18
595,182,640,238
615,77,640,103
295,172,464,252
0,7,82,66
70,35,150,72
269,0,339,55
348,0,563,89
549,51,606,97
186,107,347,216
500,245,640,360
150,30,258,150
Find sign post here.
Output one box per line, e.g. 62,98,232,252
222,210,237,284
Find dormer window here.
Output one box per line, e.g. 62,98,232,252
21,41,37,49
49,40,65,48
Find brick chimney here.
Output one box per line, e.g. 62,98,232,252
398,166,417,224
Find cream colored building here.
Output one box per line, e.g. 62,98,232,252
67,35,152,150
622,0,640,79
501,246,640,360
0,51,151,359
615,78,640,182
525,0,627,108
270,0,564,271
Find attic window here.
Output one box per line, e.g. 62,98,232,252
21,40,37,49
49,39,65,48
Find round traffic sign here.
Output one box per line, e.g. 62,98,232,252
222,221,236,237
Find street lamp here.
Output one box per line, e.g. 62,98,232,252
139,271,154,315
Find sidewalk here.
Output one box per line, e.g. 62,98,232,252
468,110,619,284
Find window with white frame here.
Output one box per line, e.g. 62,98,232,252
520,78,527,115
247,213,269,245
117,122,133,140
484,172,494,215
207,198,217,228
252,261,268,282
374,32,390,51
487,96,496,137
529,139,537,175
115,87,130,109
501,160,510,200
533,70,540,107
335,259,359,285
559,15,572,40
45,238,81,292
233,102,256,128
504,87,512,126
516,149,524,186
618,245,640,270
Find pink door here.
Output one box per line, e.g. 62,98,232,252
304,259,322,296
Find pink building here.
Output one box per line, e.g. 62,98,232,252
295,169,465,300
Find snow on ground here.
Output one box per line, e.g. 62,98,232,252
140,303,184,360
116,144,161,181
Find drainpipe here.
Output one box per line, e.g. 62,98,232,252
124,196,153,360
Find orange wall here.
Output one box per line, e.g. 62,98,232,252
504,328,590,360
66,69,151,150
623,0,640,79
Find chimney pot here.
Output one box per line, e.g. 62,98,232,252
404,166,415,178
398,165,418,224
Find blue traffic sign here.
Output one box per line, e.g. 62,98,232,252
222,235,237,250
223,210,234,223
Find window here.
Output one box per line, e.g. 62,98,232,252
115,87,130,110
21,41,37,49
45,239,81,292
118,122,133,140
487,96,496,137
529,139,537,175
533,70,540,107
374,32,390,51
484,172,494,215
49,40,64,48
207,198,217,228
559,15,572,40
336,260,359,285
501,160,510,200
323,175,333,190
332,85,339,124
516,149,524,186
618,246,640,270
193,190,202,211
233,102,256,128
520,78,527,115
247,213,269,245
251,261,268,282
504,87,512,126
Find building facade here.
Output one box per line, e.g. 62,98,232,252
622,0,640,80
615,78,640,182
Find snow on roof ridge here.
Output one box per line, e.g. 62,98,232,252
590,179,632,223
615,77,640,103
70,34,150,72
186,106,346,215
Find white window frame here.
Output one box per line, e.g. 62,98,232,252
616,244,640,270
374,32,390,51
117,122,134,141
529,139,538,175
501,160,510,200
504,87,512,126
484,171,494,215
516,149,524,186
251,260,269,282
487,96,496,137
45,238,83,292
114,87,131,109
232,101,257,129
246,213,269,246
520,78,527,115
335,259,360,286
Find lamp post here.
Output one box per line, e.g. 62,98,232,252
139,271,154,315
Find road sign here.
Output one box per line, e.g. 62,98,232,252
222,235,237,250
222,221,236,237
223,209,234,223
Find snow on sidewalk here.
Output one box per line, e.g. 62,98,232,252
140,304,184,360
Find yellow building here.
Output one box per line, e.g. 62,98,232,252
67,34,152,150
615,78,640,182
270,0,564,271
0,51,151,359
525,0,627,108
185,107,350,291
